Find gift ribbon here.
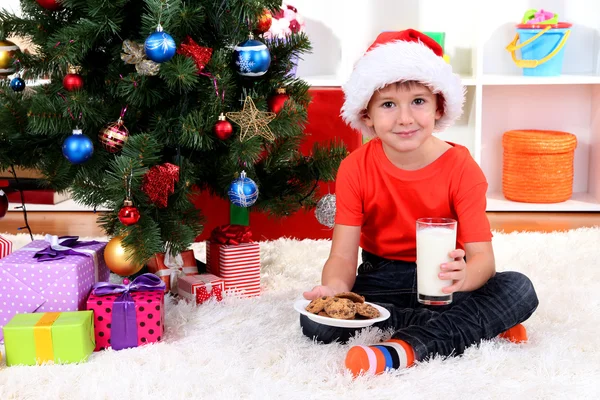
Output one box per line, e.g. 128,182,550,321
91,274,165,350
209,224,253,245
154,251,197,293
33,312,61,364
22,235,102,281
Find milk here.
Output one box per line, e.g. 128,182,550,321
416,226,456,301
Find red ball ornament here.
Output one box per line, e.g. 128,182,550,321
99,118,129,153
0,189,8,219
36,0,61,11
268,88,289,114
63,73,83,91
255,9,273,34
118,200,140,226
214,113,233,140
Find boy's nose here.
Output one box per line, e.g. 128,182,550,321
396,106,414,125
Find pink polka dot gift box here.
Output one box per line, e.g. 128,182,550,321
86,273,165,351
0,235,109,342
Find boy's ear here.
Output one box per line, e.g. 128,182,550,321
435,94,444,121
361,109,374,127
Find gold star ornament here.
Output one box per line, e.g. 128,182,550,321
226,96,277,142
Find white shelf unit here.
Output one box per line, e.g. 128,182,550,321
294,0,600,211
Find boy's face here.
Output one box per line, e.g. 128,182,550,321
362,82,442,155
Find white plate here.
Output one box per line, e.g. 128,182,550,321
294,298,390,328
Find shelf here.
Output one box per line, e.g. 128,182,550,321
486,192,600,212
480,74,600,86
304,74,476,87
6,199,109,212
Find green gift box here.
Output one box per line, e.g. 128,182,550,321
3,311,95,366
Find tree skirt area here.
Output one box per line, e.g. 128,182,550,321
0,229,599,400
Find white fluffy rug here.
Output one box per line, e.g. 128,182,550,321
1,229,600,400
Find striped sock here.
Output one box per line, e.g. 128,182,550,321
345,339,415,377
499,323,528,343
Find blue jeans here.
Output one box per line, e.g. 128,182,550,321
300,250,539,361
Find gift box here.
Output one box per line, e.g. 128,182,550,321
146,249,198,293
0,235,109,342
206,225,261,298
178,273,224,304
2,310,95,366
86,273,165,351
0,235,11,259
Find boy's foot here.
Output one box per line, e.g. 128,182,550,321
345,339,415,377
499,323,528,343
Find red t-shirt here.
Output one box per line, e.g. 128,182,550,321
335,138,492,261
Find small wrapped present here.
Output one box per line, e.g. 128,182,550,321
86,273,165,351
3,311,95,366
0,234,109,342
146,249,198,293
0,235,11,259
178,273,224,304
206,225,261,298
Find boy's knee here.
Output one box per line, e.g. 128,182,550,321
501,271,539,314
299,314,354,344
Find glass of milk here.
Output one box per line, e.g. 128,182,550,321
416,218,457,305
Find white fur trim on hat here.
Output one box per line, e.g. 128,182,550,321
341,40,465,138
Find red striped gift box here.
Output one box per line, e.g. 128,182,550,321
0,235,11,259
206,241,261,298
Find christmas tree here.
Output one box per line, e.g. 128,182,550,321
0,0,345,271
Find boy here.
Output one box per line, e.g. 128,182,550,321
301,29,538,377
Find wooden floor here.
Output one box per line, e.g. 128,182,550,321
1,211,600,237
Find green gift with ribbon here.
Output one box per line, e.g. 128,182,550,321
3,311,95,366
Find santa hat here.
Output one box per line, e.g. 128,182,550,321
341,29,465,138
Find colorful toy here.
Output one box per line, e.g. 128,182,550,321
522,9,558,25
507,10,571,76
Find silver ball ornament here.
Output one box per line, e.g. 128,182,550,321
315,194,336,228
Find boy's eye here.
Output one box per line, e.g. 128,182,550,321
381,101,395,108
413,98,426,105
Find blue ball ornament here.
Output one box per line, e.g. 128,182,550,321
233,36,271,77
62,129,94,164
10,77,25,92
144,25,177,63
228,171,259,207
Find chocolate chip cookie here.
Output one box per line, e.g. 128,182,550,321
305,296,333,314
324,297,357,319
356,302,380,319
334,292,365,303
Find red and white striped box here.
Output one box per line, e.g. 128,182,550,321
206,241,261,298
177,273,225,305
0,235,11,259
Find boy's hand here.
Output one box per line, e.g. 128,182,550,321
303,285,335,300
440,249,467,294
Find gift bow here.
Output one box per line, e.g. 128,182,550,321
29,234,101,280
154,250,197,293
209,224,253,245
92,274,165,350
196,284,223,304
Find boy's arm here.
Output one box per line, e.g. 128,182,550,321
303,224,361,299
461,241,496,292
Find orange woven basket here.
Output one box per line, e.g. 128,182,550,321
502,130,577,203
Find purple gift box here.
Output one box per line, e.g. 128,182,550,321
0,235,109,342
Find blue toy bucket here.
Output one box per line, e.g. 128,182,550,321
507,22,572,76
